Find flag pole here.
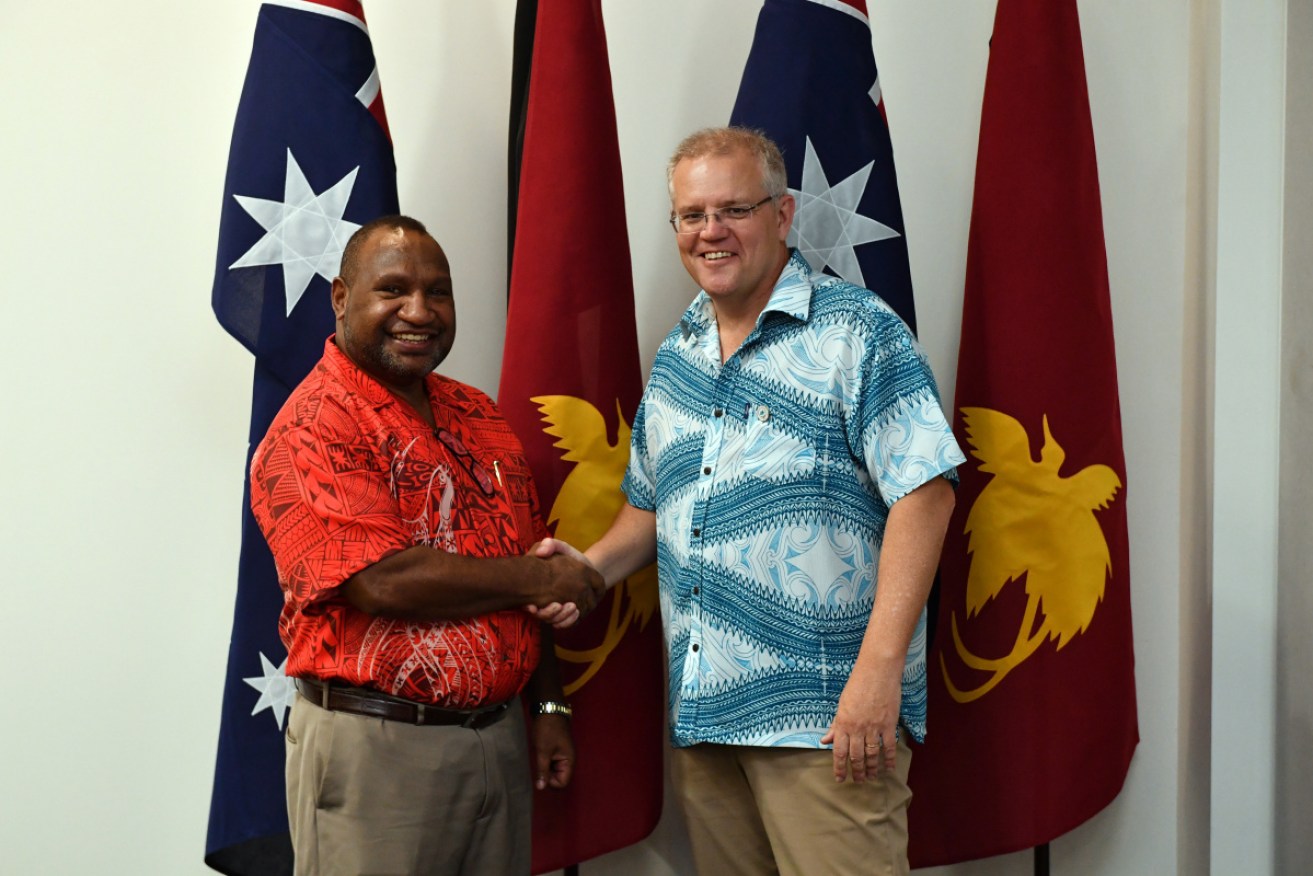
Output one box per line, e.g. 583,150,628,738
1034,843,1050,875
507,0,538,287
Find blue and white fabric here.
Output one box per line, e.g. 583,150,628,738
623,250,964,748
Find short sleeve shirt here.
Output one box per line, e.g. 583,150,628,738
250,340,548,708
623,250,966,746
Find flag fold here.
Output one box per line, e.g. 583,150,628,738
729,0,918,332
908,0,1138,866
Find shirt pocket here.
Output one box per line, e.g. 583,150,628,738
734,402,816,482
492,457,539,550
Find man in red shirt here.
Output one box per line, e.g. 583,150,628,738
250,214,602,875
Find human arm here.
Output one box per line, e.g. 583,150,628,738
523,626,574,790
533,502,657,587
583,503,658,587
342,545,604,620
821,476,955,782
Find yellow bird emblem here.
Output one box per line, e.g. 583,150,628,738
942,407,1122,703
532,395,659,696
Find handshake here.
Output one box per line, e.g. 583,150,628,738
522,538,602,629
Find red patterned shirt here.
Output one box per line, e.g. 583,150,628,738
250,339,547,708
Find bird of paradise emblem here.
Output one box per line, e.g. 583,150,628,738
532,395,659,696
942,407,1122,703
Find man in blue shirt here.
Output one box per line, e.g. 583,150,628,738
541,127,963,875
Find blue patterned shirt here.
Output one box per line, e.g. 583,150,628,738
623,250,965,748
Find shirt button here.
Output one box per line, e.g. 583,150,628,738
692,528,701,537
713,408,724,418
693,586,700,595
691,644,700,653
703,466,711,475
756,405,771,423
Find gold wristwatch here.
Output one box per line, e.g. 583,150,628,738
534,700,573,719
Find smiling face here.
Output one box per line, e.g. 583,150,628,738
670,147,794,317
332,226,455,402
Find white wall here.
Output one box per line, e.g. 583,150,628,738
0,1,1215,873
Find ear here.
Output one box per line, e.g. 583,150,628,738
774,192,796,243
330,277,348,320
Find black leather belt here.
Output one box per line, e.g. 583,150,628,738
295,677,511,729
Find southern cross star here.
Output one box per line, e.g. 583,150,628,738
788,137,900,289
230,149,361,317
243,651,298,730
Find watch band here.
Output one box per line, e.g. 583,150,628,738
535,700,573,719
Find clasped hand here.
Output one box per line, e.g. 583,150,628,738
523,538,598,629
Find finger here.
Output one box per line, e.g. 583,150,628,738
832,739,850,782
550,756,573,788
534,752,550,790
530,538,559,558
551,605,580,629
522,604,540,616
862,738,882,779
535,602,564,620
848,743,869,783
882,734,897,773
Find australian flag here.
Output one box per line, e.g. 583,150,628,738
729,0,917,333
207,2,397,873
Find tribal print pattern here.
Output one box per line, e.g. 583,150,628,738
251,341,546,707
624,251,964,747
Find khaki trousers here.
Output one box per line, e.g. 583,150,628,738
670,741,913,876
285,694,531,876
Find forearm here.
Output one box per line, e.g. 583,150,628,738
584,503,657,587
854,478,956,676
343,545,599,621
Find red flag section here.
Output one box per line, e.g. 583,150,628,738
498,1,664,871
908,0,1138,866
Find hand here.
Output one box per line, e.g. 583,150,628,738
819,665,901,783
523,539,602,626
524,600,580,629
529,537,589,565
531,712,575,790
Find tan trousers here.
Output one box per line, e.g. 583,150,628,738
285,695,531,876
670,740,913,876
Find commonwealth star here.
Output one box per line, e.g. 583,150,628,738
788,137,900,288
230,149,361,316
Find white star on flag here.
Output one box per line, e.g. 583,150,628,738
230,149,361,316
243,651,298,730
788,137,900,288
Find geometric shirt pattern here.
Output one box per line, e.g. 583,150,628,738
623,250,965,746
250,340,548,708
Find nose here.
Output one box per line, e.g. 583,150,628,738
700,212,731,237
398,290,434,324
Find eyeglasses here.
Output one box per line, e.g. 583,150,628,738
434,427,496,496
669,196,775,234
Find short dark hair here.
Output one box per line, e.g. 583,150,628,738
338,214,431,283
